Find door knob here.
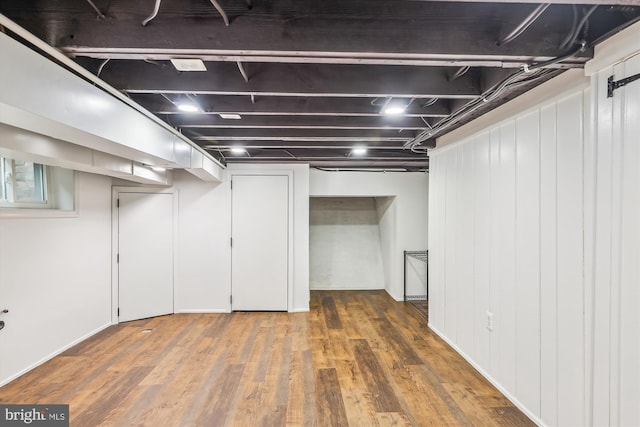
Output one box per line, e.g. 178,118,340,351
0,321,4,330
0,309,7,314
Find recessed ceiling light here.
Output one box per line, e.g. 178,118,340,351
352,146,368,156
177,102,200,113
219,113,242,120
231,147,246,154
170,58,207,72
383,106,406,115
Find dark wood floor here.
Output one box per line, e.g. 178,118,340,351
0,290,533,426
406,299,429,323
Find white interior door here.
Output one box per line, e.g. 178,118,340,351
232,174,289,311
118,192,174,322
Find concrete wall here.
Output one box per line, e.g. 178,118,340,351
310,197,385,290
310,170,428,300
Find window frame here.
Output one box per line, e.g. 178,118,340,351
0,157,50,209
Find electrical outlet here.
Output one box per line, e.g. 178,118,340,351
486,310,494,332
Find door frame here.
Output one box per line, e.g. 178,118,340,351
230,171,294,311
111,186,179,324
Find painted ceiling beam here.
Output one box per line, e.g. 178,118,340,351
129,94,451,117
171,115,429,130
182,128,420,139
1,1,612,59
418,0,639,4
94,61,483,99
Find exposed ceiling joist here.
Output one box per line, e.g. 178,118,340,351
418,0,639,4
131,95,451,117
90,61,484,99
184,128,419,139
2,1,612,58
1,0,639,171
173,115,430,130
63,47,589,69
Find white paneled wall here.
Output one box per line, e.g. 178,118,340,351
429,87,589,426
589,52,640,426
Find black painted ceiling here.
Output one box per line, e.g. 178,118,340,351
2,0,639,171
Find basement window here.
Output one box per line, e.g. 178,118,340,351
0,157,48,208
0,156,75,215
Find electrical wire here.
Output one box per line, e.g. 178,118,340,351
405,42,587,150
497,3,550,46
560,5,597,50
451,66,470,80
85,0,106,19
97,58,110,76
420,116,432,129
560,5,578,50
422,98,438,108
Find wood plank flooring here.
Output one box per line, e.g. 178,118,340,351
0,290,533,426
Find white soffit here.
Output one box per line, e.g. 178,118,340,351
585,20,640,76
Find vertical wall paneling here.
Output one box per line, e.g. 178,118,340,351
539,103,559,426
428,156,444,330
473,132,492,371
498,122,517,393
590,67,614,426
555,92,586,426
444,151,459,339
588,49,640,426
617,54,640,427
609,60,627,427
428,84,588,426
458,142,475,356
582,85,595,427
515,111,541,416
488,127,502,380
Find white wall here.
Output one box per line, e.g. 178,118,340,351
429,20,640,426
310,197,385,290
0,172,112,385
228,164,310,312
429,80,590,425
171,170,230,313
310,171,428,300
586,31,640,426
375,196,396,295
123,164,310,314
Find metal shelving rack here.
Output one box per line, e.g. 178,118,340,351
403,250,429,302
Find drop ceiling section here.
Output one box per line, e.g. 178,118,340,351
1,0,639,170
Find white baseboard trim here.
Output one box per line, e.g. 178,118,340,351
310,286,385,291
0,322,112,387
427,323,545,427
175,309,229,314
290,308,310,313
388,292,404,302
